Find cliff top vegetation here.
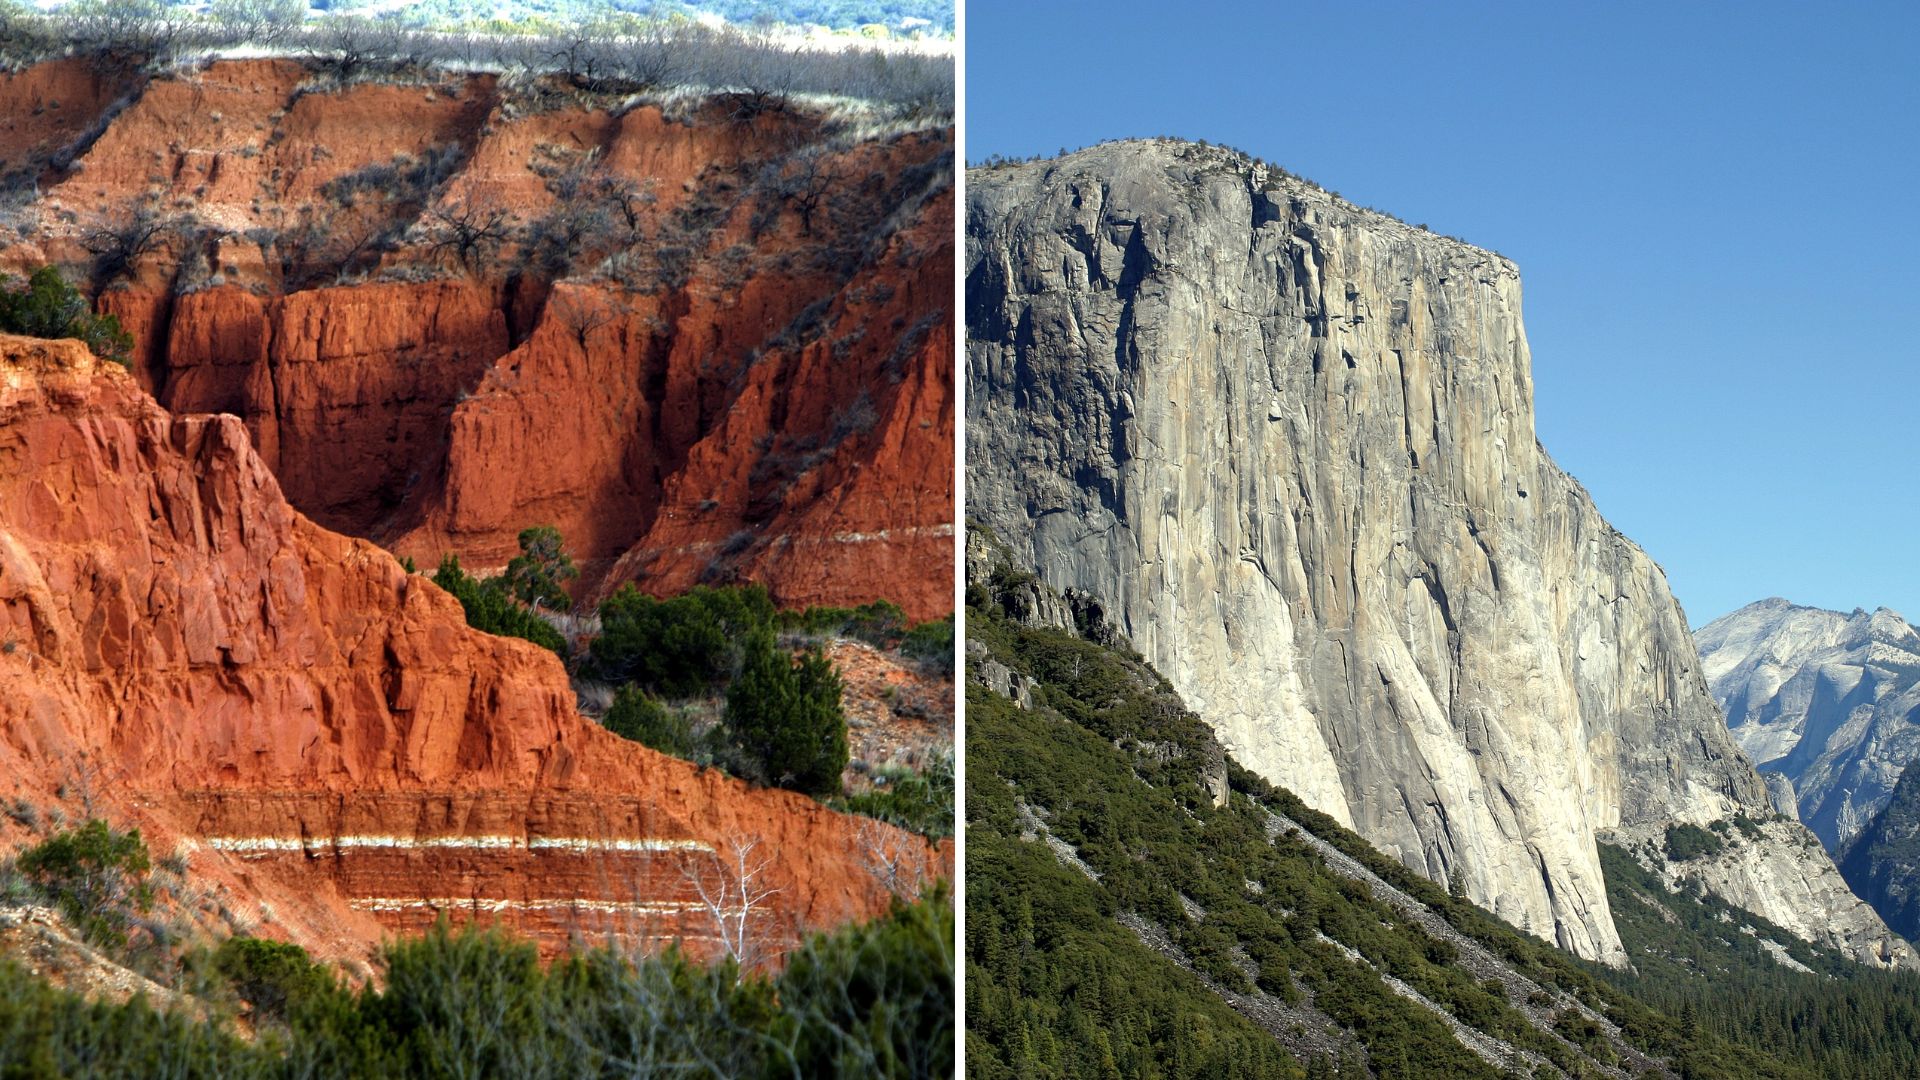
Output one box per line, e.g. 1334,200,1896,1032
0,0,951,118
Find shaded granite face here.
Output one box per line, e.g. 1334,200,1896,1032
965,139,1909,968
1699,598,1920,850
1839,758,1920,944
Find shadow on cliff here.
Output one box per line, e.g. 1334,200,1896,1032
0,54,954,621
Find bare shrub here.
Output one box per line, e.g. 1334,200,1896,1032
546,288,618,346
605,23,690,92
83,202,177,290
59,0,203,66
421,196,514,276
526,160,663,278
324,143,464,207
2,8,951,117
206,0,302,47
527,197,610,277
855,818,928,899
769,145,837,237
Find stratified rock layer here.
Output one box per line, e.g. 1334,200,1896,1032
0,58,952,620
1699,598,1920,850
0,334,945,964
964,139,1908,967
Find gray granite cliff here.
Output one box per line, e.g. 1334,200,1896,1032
965,139,1911,967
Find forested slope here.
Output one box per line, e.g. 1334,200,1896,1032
965,538,1920,1079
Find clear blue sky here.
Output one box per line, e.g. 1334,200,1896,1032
966,0,1920,627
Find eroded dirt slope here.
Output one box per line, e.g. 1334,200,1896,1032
0,57,952,619
0,334,946,966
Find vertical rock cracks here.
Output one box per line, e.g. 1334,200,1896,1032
0,57,953,619
965,140,1912,968
0,335,947,965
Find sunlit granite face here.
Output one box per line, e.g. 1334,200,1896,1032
965,139,1912,969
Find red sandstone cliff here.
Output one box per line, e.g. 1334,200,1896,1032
0,58,952,620
0,334,947,965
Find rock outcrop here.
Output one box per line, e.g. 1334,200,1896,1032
1612,815,1911,966
964,139,1909,967
1838,757,1920,943
0,58,952,620
0,334,945,965
1698,598,1920,850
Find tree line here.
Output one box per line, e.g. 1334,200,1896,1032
0,0,951,116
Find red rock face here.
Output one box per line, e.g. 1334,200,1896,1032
0,335,947,965
1,59,953,621
162,280,513,536
0,58,143,180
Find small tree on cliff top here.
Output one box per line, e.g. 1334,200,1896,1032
499,524,577,611
603,684,694,758
431,552,566,656
0,266,133,366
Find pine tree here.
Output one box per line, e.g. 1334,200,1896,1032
498,524,577,610
724,631,846,796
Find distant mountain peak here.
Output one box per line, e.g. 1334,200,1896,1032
1699,598,1920,853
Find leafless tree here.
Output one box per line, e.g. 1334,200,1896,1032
56,750,121,819
855,817,927,899
610,24,691,92
488,34,552,80
83,203,175,290
61,0,200,63
602,178,656,246
422,197,515,276
546,287,618,348
773,145,837,237
299,16,403,85
547,28,623,91
680,836,784,970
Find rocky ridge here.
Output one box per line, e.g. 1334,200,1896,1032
964,139,1909,967
1837,757,1920,943
0,334,946,966
1697,598,1920,850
